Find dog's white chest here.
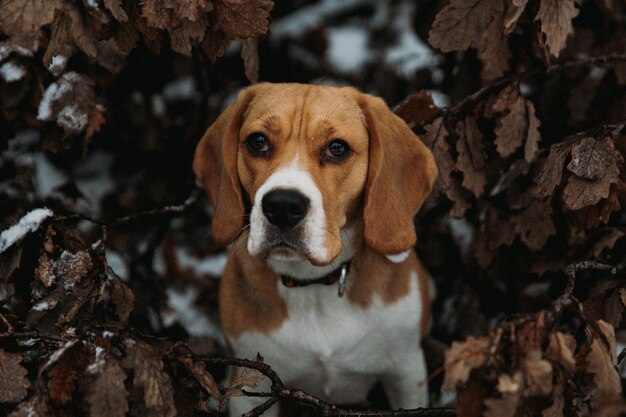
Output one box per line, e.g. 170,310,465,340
229,272,422,404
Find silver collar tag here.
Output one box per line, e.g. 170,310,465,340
338,263,348,298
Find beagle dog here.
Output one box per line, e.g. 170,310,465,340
193,83,438,416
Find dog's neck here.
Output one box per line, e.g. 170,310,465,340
266,227,357,280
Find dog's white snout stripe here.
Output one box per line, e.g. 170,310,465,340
248,164,328,262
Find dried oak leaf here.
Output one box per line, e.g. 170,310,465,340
241,38,259,84
35,253,56,287
53,249,93,291
511,199,556,251
178,357,222,402
111,277,134,322
574,181,623,229
456,117,487,198
585,320,622,407
46,342,88,406
0,0,61,36
523,349,553,396
124,339,176,417
103,0,129,22
86,361,129,417
443,336,491,391
563,137,624,210
395,90,441,129
477,10,510,81
0,349,30,403
492,85,541,162
214,0,273,39
534,0,579,57
484,373,523,417
534,141,573,198
176,0,213,21
504,0,529,35
37,72,104,138
8,394,48,417
428,0,501,52
200,26,232,62
423,117,471,216
222,366,266,407
545,332,576,373
0,32,42,62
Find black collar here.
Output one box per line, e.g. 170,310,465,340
280,261,351,297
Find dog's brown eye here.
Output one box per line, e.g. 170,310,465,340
325,139,350,160
246,133,270,155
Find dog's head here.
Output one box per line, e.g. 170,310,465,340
194,83,437,267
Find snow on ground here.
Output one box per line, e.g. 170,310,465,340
175,247,228,277
162,286,222,341
106,249,129,281
0,208,54,253
326,26,370,74
271,0,376,41
0,61,26,82
162,75,199,101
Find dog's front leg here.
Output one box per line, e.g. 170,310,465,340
381,345,429,409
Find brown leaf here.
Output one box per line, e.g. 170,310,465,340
523,349,553,396
588,228,626,259
8,394,48,417
477,10,510,81
37,72,103,138
86,104,107,141
511,199,556,251
0,0,61,36
95,39,127,74
586,320,622,407
563,166,620,210
567,137,619,180
64,1,97,58
0,349,29,403
535,0,579,57
443,336,491,391
111,277,134,322
484,373,522,417
214,0,273,39
176,0,213,21
524,100,541,162
0,32,42,62
86,361,129,417
456,117,487,198
46,340,88,405
124,340,176,417
395,90,441,129
534,141,573,198
241,38,259,84
54,250,93,291
428,0,501,53
504,0,529,35
103,0,128,22
541,376,564,417
179,357,222,402
545,332,576,373
200,27,232,62
35,253,56,287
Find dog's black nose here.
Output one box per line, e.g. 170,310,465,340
262,189,309,228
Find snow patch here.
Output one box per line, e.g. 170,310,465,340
162,76,199,101
326,26,370,74
175,247,228,277
162,287,222,339
34,153,67,198
0,208,54,253
384,1,443,78
106,249,129,281
48,54,68,76
32,299,57,311
0,61,26,82
57,104,88,133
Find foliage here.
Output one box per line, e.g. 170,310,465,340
0,0,625,416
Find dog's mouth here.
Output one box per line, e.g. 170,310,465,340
265,243,304,260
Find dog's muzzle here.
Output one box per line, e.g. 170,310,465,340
262,189,309,229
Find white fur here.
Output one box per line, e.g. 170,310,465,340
386,251,410,264
227,270,428,416
247,160,328,263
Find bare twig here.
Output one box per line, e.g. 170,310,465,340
446,53,626,120
184,356,457,417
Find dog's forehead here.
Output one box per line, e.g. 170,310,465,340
244,85,364,128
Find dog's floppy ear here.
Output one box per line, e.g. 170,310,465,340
193,89,255,245
357,92,438,255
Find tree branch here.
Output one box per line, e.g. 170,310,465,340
186,356,457,417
